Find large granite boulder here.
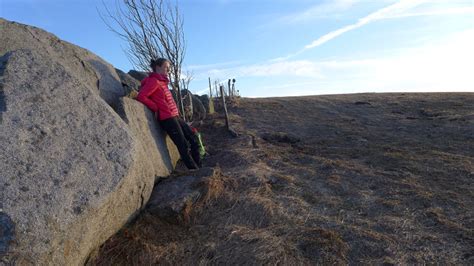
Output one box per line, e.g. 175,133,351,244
0,18,125,108
116,97,180,178
0,47,178,264
115,68,140,98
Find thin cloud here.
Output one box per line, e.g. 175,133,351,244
186,60,243,71
270,1,473,63
313,29,473,94
270,0,444,62
202,29,473,96
304,0,428,50
271,0,428,61
257,0,365,32
206,60,323,79
279,0,474,61
279,0,360,24
192,1,473,95
383,6,474,19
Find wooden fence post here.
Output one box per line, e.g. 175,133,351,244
232,79,236,96
220,85,229,129
220,85,238,137
208,77,214,114
208,77,212,98
220,85,239,138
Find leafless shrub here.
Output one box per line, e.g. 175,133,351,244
99,0,186,115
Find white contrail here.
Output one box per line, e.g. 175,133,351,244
273,0,429,61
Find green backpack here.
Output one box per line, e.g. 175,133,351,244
191,126,206,159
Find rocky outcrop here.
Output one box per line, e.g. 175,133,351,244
0,18,124,108
191,94,207,121
198,94,210,113
128,70,148,82
116,97,179,178
171,89,207,122
115,68,140,98
146,167,224,225
0,20,180,265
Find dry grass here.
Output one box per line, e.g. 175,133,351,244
90,93,474,265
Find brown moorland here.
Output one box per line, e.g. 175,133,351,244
90,93,473,265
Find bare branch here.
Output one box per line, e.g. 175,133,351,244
99,0,185,78
99,0,188,117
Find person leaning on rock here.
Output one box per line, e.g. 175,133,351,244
136,58,201,169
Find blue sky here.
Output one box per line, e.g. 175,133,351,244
1,0,473,97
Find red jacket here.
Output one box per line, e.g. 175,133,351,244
136,73,179,121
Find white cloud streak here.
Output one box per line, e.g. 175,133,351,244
272,0,474,61
191,1,473,95
278,0,360,24
303,0,428,49
269,0,433,62
206,60,323,79
298,29,473,95
383,6,474,19
196,28,474,96
186,60,242,71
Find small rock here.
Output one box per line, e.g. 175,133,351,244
146,167,220,224
261,132,300,144
115,68,140,96
127,70,148,82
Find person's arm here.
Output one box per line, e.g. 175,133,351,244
136,79,159,112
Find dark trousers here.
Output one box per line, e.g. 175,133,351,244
160,117,201,169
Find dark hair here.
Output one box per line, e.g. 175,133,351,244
150,58,169,72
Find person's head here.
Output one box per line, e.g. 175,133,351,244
150,58,170,74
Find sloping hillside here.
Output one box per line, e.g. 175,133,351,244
91,93,473,265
